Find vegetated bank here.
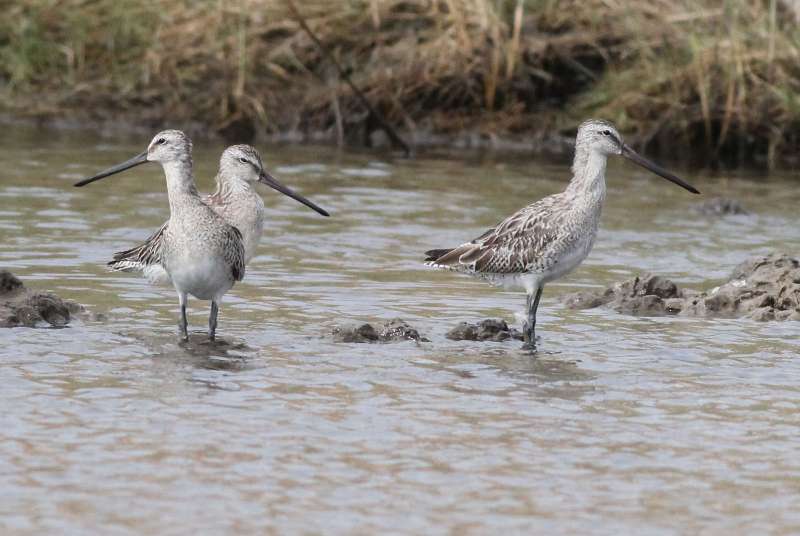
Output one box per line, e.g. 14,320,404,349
1,0,798,167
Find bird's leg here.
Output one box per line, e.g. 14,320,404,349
178,292,189,341
209,301,219,341
523,286,543,352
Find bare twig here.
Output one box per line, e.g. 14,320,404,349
286,0,411,156
331,85,344,148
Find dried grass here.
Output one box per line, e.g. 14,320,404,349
0,0,797,166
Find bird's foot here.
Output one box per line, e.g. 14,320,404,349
521,332,540,355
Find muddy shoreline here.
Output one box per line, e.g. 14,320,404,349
0,113,578,160
7,112,793,173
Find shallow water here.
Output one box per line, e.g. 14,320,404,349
1,125,799,534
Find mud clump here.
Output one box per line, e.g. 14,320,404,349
332,318,429,343
694,197,749,216
684,253,800,321
563,253,800,321
564,274,686,316
446,319,524,342
0,270,86,328
332,323,380,343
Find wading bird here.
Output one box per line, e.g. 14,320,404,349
75,131,246,341
108,144,329,284
425,119,700,351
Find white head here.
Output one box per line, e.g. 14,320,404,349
575,119,624,156
215,144,330,217
218,144,264,184
74,129,194,188
146,130,193,164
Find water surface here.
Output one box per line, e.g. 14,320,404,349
1,126,799,534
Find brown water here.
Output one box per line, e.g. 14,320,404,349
1,126,799,534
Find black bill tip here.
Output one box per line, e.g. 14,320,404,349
621,145,700,195
259,172,330,217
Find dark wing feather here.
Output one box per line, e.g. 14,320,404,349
226,225,246,282
108,222,166,270
424,248,453,262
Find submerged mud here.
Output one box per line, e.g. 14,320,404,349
331,319,430,343
564,253,800,321
693,197,749,216
0,270,88,328
446,319,524,342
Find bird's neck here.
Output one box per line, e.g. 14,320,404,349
162,159,201,214
566,147,607,206
209,174,263,263
212,174,255,200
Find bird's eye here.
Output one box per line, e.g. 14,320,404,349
156,138,166,145
602,130,611,136
239,157,248,164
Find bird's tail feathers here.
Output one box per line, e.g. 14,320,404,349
424,248,453,262
108,259,144,272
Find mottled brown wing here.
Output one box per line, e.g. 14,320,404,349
430,197,562,274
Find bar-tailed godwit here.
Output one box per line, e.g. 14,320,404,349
75,130,246,341
108,144,329,284
425,119,700,351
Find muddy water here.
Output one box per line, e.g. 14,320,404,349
1,126,799,534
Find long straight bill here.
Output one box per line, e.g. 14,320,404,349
621,144,700,194
74,151,149,187
259,172,330,217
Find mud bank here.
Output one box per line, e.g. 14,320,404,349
0,114,576,159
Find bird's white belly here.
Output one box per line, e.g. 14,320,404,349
143,264,172,286
167,255,231,300
540,238,594,284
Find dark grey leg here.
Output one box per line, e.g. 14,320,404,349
523,286,543,351
209,301,219,341
178,293,189,341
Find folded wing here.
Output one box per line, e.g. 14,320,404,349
425,197,562,275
